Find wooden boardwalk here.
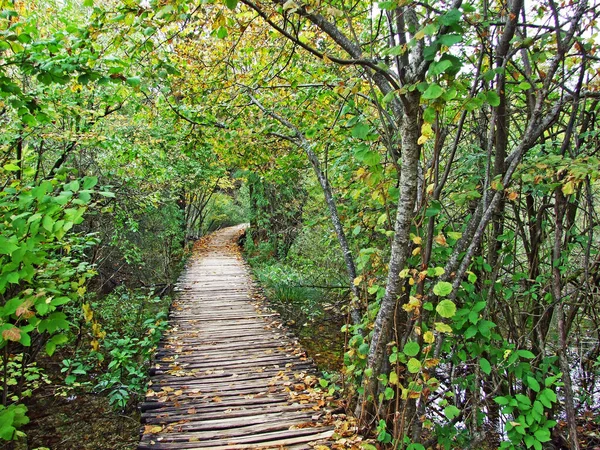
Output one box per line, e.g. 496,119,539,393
138,225,334,449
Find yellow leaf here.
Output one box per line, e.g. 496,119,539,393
90,339,99,351
507,190,519,201
353,276,363,286
434,233,447,247
417,134,429,145
389,371,399,385
412,246,421,256
82,303,93,323
434,322,453,333
423,331,435,344
421,122,433,137
415,29,425,40
561,180,575,195
411,235,422,245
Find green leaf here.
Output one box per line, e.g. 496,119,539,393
126,77,141,88
517,349,535,359
433,281,452,297
354,144,381,165
425,200,441,217
224,0,239,9
437,34,462,47
216,26,228,39
494,396,510,405
83,177,98,190
352,122,370,139
83,0,94,6
486,91,501,106
534,429,551,443
17,33,31,44
19,332,30,347
22,113,37,127
403,341,420,357
436,299,456,318
479,358,491,375
3,163,20,171
422,83,444,100
429,59,453,77
407,358,421,373
384,387,394,400
440,9,462,26
46,341,56,356
0,237,18,255
527,376,541,392
540,388,557,404
443,405,460,420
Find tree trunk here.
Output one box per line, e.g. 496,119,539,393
357,91,421,428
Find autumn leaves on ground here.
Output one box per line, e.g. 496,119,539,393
2,0,600,449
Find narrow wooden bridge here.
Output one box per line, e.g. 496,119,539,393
138,225,335,449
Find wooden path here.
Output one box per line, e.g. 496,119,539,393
138,225,335,449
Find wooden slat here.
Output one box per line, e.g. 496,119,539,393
138,225,333,449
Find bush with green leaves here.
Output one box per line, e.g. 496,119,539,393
61,288,170,410
0,173,106,440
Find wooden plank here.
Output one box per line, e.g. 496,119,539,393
138,429,335,449
138,226,333,450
